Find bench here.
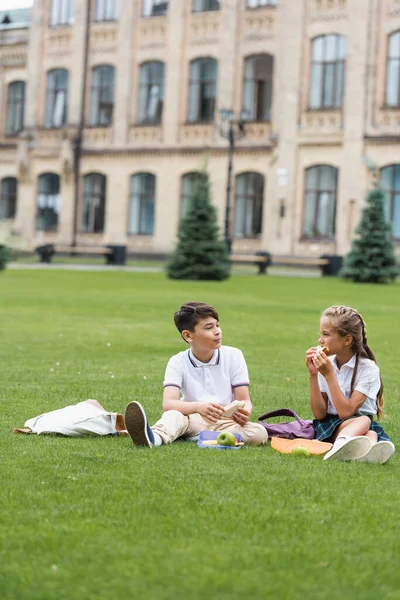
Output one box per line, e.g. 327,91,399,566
230,252,342,276
35,244,127,265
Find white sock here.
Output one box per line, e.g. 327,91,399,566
152,431,163,447
334,436,348,448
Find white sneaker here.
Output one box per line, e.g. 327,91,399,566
323,436,372,462
356,441,395,464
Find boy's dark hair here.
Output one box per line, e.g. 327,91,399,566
174,301,219,334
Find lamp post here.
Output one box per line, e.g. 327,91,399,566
219,108,248,254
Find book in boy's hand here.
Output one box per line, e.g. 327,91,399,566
222,400,246,418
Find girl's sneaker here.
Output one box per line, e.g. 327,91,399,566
356,441,395,464
323,435,372,461
124,401,155,448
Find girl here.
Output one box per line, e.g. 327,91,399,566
306,305,395,463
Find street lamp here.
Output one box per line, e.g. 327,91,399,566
219,108,249,254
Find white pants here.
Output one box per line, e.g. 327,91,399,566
152,410,268,445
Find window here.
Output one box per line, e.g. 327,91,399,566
82,174,106,233
309,35,347,109
386,32,400,106
36,174,61,232
234,172,264,238
45,69,69,128
50,0,74,26
89,65,115,126
247,0,277,7
6,81,25,136
143,0,168,17
0,178,17,220
180,172,203,218
302,165,337,239
129,173,155,235
137,62,164,124
243,55,273,122
380,165,400,239
187,58,217,122
193,0,220,11
95,0,119,21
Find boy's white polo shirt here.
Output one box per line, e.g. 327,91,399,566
318,354,380,415
163,345,249,406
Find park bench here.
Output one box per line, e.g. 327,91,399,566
230,253,342,276
35,243,126,265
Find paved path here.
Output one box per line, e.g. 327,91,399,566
8,262,322,277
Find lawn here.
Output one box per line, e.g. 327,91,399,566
1,270,399,600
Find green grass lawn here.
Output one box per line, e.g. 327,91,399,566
1,270,399,600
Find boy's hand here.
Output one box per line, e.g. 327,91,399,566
305,347,318,376
232,408,250,426
198,402,225,424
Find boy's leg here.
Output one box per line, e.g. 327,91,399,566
152,410,201,445
209,418,268,445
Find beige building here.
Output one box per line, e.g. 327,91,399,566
1,0,400,258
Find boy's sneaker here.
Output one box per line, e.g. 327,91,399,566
323,435,372,462
124,401,155,448
356,441,395,464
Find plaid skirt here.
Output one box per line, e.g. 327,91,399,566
313,412,392,443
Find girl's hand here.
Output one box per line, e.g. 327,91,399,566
198,402,224,423
312,350,333,377
232,408,250,426
305,347,318,375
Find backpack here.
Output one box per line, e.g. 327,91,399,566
258,408,315,440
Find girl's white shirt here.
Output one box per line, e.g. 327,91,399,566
318,354,380,416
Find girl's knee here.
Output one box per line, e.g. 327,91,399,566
357,415,371,432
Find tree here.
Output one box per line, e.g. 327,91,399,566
340,187,399,283
167,171,230,281
0,245,10,271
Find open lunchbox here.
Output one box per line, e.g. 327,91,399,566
198,430,242,450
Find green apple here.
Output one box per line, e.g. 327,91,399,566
217,432,237,446
292,447,311,457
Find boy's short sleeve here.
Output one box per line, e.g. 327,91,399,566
354,363,380,399
163,355,183,390
230,349,250,388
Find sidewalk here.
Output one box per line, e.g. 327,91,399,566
8,261,322,277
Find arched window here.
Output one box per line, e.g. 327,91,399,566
36,174,61,232
180,172,204,218
137,62,164,124
386,32,400,106
95,0,119,21
6,81,25,136
309,35,347,109
45,69,69,128
187,58,217,122
50,0,74,26
0,177,17,220
143,0,168,17
243,54,273,122
129,173,155,235
89,65,115,126
193,0,220,11
302,165,338,239
82,173,106,233
234,172,264,238
380,165,400,239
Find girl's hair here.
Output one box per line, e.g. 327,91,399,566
322,305,384,419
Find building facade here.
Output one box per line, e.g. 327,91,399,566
1,0,400,257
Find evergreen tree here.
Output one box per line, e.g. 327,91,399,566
0,245,9,271
340,187,399,283
167,171,230,281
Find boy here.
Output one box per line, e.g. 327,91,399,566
124,301,268,448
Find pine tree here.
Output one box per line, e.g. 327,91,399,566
340,187,399,283
166,171,230,281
